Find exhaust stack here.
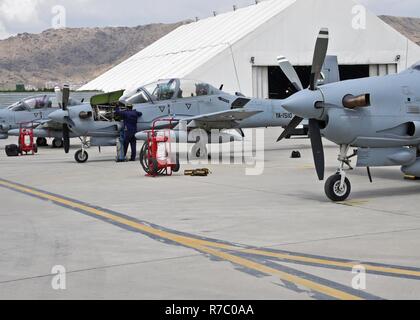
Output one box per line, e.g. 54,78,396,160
342,94,371,109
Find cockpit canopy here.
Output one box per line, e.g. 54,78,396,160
120,79,221,105
7,95,79,112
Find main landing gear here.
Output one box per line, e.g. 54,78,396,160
74,137,89,163
324,145,356,202
36,137,48,147
52,138,64,149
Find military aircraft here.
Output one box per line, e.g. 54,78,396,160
45,58,341,165
279,28,420,202
45,79,298,163
1,92,80,148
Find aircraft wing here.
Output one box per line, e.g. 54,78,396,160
181,109,263,129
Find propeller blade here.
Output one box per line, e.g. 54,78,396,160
63,124,70,154
54,87,63,109
308,119,325,180
277,116,303,142
310,28,329,91
62,85,70,110
277,56,303,91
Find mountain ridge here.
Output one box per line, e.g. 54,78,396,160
0,16,419,90
0,22,188,90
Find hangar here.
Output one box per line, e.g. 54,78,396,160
80,0,420,99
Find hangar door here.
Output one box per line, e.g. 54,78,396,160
264,64,398,100
252,66,269,99
369,64,398,76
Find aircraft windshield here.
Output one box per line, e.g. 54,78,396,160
7,95,79,111
143,79,177,101
121,79,221,105
7,101,31,112
120,89,150,105
7,95,50,111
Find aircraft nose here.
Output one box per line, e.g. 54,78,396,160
48,110,68,123
282,89,325,120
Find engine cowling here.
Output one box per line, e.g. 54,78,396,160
0,123,10,132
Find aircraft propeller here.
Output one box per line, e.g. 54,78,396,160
277,28,329,181
59,85,71,154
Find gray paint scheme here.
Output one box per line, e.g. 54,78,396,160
0,95,61,139
280,28,420,200
33,79,295,162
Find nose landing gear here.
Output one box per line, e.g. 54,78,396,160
325,174,351,202
74,137,90,163
324,145,354,202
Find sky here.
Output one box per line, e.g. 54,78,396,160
0,0,419,39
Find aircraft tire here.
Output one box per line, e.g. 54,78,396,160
325,174,351,202
36,138,48,147
75,149,89,163
139,142,149,174
52,138,63,149
5,144,19,157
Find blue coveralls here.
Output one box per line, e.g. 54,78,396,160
115,107,142,161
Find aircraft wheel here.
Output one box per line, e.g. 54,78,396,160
324,174,351,202
75,149,89,163
33,144,38,154
139,142,150,174
52,138,63,149
5,144,19,157
36,138,48,147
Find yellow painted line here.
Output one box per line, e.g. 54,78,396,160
338,199,370,206
192,245,363,301
0,179,363,300
1,179,419,280
237,248,420,278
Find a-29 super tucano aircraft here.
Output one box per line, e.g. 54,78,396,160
279,28,420,202
0,94,80,148
42,56,340,164
47,80,295,163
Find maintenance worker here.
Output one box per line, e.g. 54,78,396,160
115,105,142,161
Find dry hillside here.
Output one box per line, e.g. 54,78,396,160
0,22,187,90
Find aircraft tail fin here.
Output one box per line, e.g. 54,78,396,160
320,55,340,85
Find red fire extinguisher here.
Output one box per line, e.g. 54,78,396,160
18,124,38,155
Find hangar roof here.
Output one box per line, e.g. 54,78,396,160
80,0,420,93
79,0,296,92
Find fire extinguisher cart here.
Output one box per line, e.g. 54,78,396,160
139,118,180,176
18,123,38,155
5,122,38,157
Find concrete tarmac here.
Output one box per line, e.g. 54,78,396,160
1,128,420,300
